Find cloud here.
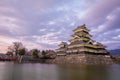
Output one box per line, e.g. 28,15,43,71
0,35,18,53
90,7,120,41
113,35,120,40
0,0,120,53
0,42,8,53
39,29,46,32
48,21,56,25
0,35,43,52
83,0,120,25
0,15,28,36
101,41,120,50
33,32,61,45
0,6,15,13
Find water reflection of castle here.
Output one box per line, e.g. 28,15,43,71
57,24,109,55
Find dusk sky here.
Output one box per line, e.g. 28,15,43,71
0,0,120,53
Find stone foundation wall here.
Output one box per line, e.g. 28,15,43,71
46,54,114,65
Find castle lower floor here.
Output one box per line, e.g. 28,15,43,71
46,54,114,65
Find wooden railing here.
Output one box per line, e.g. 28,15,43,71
69,38,89,42
68,44,106,48
67,48,107,53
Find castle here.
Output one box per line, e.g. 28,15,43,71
56,24,109,55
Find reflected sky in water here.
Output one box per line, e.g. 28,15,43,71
0,62,120,80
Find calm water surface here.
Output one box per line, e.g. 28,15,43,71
0,62,120,80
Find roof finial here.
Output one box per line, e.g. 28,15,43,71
83,24,86,27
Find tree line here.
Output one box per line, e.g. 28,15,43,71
6,42,56,59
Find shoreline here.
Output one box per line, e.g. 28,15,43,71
20,54,120,65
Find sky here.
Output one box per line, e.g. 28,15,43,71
0,0,120,53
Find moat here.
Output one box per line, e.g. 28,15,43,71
0,62,120,80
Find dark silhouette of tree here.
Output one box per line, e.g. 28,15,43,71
6,51,13,56
18,48,27,63
32,49,40,58
41,50,47,57
8,42,24,56
18,48,26,56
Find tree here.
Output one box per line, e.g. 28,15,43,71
6,51,13,56
8,42,24,56
41,50,47,57
41,50,56,59
32,49,40,58
18,48,26,63
18,48,26,56
46,50,57,59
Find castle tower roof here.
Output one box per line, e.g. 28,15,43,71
57,24,109,55
73,24,90,33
